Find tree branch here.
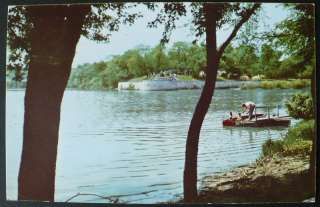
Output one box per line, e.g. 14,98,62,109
65,193,120,203
217,3,261,59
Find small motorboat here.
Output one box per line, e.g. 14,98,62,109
222,105,291,127
223,118,238,126
223,113,265,126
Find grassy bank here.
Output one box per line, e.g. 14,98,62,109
262,120,314,157
241,79,310,90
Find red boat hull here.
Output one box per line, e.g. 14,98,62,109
223,118,237,126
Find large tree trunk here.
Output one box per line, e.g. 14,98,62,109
18,5,90,201
183,4,218,202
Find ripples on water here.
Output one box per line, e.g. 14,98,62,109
6,88,305,203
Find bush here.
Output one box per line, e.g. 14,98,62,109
260,81,275,89
261,120,314,157
298,65,313,79
262,139,284,157
291,79,310,89
241,80,311,90
262,137,312,157
282,139,312,156
286,93,314,119
286,120,315,143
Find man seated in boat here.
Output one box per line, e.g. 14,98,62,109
241,101,256,120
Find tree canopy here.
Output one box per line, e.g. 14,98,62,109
7,3,146,81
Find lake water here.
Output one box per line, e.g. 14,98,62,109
6,88,306,203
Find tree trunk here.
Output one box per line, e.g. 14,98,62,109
18,5,90,201
183,4,218,202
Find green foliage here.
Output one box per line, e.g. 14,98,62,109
8,35,314,90
282,139,312,156
220,44,259,78
262,139,284,157
7,3,314,87
148,3,261,43
129,76,148,81
177,75,194,81
64,40,313,90
286,120,314,143
168,42,206,77
259,44,281,78
241,79,310,90
68,61,129,89
267,4,315,78
286,93,314,119
263,138,312,157
67,42,207,89
262,120,314,157
7,3,145,81
272,4,315,58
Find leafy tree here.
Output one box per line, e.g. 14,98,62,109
271,4,315,62
271,3,316,180
220,44,259,78
66,42,207,89
276,55,302,79
219,45,236,75
102,61,129,88
7,3,143,201
185,3,261,201
168,41,191,73
185,43,207,77
149,2,261,201
126,50,147,77
148,44,169,73
259,43,282,78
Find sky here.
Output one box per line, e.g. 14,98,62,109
72,3,290,67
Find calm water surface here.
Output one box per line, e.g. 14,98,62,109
6,88,305,203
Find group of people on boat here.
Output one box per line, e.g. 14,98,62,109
230,101,256,121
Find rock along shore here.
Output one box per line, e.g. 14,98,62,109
196,154,315,203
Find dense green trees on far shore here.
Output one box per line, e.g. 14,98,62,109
63,40,314,90
66,42,207,89
6,40,314,90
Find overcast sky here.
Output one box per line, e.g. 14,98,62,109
72,3,289,67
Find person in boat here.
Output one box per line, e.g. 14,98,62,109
229,112,242,120
242,101,256,120
229,112,233,119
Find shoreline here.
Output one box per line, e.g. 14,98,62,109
194,154,314,203
7,79,310,91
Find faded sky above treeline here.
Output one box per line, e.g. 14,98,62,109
72,3,289,67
